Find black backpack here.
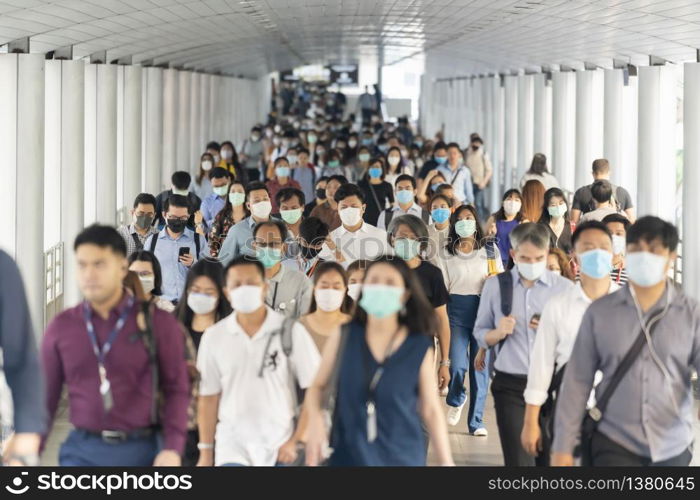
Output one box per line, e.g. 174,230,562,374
148,231,202,257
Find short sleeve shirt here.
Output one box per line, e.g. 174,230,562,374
414,260,449,308
572,184,633,214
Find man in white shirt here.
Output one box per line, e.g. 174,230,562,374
521,220,618,462
319,183,391,268
377,174,430,230
196,255,320,467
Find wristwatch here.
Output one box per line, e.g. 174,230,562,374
439,359,451,367
197,442,214,450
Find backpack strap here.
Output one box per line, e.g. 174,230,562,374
420,209,429,225
131,233,144,252
148,234,158,253
497,270,513,317
384,208,394,228
280,316,296,358
195,232,201,259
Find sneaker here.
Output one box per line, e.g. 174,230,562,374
446,404,464,426
471,427,488,437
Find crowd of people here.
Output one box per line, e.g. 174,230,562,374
1,80,699,468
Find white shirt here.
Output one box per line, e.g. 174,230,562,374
524,281,619,406
427,224,450,268
438,246,504,295
319,221,392,269
197,307,321,466
519,172,560,191
376,203,429,230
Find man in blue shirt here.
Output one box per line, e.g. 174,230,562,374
435,142,474,205
200,167,231,231
144,194,208,303
474,223,573,466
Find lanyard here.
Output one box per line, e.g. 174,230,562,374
83,296,135,365
267,281,280,310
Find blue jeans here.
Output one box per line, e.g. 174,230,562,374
473,184,487,222
446,294,490,433
59,429,160,466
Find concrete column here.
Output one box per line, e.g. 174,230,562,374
162,68,178,187
552,71,576,192
176,70,190,172
637,65,677,221
575,70,604,190
143,67,163,194
189,72,201,172
123,65,142,207
533,73,547,155
517,74,534,180
503,75,518,189
200,73,211,149
604,69,624,186
683,63,700,300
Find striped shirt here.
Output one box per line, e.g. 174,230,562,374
117,224,158,258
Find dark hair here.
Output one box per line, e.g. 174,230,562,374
527,153,549,175
297,147,310,156
395,174,416,189
308,262,353,314
592,158,610,175
171,171,191,190
591,180,613,204
363,158,386,181
432,141,447,154
347,259,371,277
539,187,570,224
334,183,365,204
386,146,403,172
353,256,437,335
274,156,290,167
128,250,164,296
571,220,612,248
133,193,157,209
196,152,215,184
276,187,305,208
327,174,349,186
299,216,329,246
206,141,221,152
429,193,452,208
208,166,231,181
446,142,461,151
316,176,330,188
245,181,269,201
74,224,127,257
471,135,483,145
602,213,631,231
175,259,232,328
447,205,485,255
214,180,250,226
220,141,240,167
224,255,265,280
493,189,523,221
164,194,190,213
253,219,289,242
626,216,679,252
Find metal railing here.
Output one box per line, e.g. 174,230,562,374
673,239,683,286
116,206,129,227
44,242,64,329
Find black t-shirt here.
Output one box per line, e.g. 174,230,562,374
414,260,449,308
188,327,204,352
359,179,394,226
542,221,573,255
572,183,633,214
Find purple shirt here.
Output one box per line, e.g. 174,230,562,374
41,291,190,453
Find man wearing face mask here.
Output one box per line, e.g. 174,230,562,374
474,223,573,466
240,126,264,181
465,135,493,221
154,171,202,229
552,216,700,467
218,182,276,266
196,256,320,466
603,213,630,286
521,221,619,465
377,175,430,230
284,216,329,278
117,193,159,258
200,168,232,231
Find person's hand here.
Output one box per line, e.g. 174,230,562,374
528,316,540,331
438,365,450,391
498,316,516,340
474,348,487,372
194,211,203,225
521,421,542,457
426,169,439,180
153,450,181,466
550,452,574,467
179,252,194,267
324,234,336,251
196,449,214,467
486,221,497,237
3,433,40,466
276,439,299,465
304,410,328,467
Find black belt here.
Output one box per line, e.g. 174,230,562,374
75,427,156,444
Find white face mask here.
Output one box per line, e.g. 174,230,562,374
250,200,272,219
388,156,400,167
503,200,521,215
222,149,233,160
516,260,547,281
339,207,362,227
201,160,213,171
612,234,626,256
626,251,669,287
314,288,346,312
139,275,155,294
347,283,362,302
229,285,264,313
187,293,217,315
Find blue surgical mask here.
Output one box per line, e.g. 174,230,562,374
275,166,291,178
378,145,389,153
255,247,282,268
415,141,423,148
396,190,414,205
393,238,421,261
431,183,443,192
431,208,450,224
455,219,476,238
578,249,612,279
435,156,447,165
362,138,373,146
358,284,404,318
626,251,669,287
368,167,382,179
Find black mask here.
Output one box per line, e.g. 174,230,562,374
167,218,187,233
316,188,327,200
471,145,479,151
300,245,322,260
135,214,154,229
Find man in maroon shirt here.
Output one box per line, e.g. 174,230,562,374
41,225,189,466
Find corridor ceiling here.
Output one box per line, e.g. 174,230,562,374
0,0,698,77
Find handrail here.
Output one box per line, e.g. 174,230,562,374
44,242,64,329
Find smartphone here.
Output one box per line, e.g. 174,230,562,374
530,313,541,322
178,246,190,257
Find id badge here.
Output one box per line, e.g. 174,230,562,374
366,401,377,443
98,365,113,412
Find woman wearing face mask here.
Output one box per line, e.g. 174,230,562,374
320,148,345,178
303,256,454,466
191,153,215,200
313,144,327,172
539,188,574,254
417,169,447,207
439,205,502,436
266,157,302,213
427,194,453,268
127,251,175,312
219,141,247,184
299,262,353,352
346,259,369,305
304,176,329,217
384,146,408,187
209,181,249,258
175,260,232,467
486,189,523,269
358,158,394,226
349,146,372,183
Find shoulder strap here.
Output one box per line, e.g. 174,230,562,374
384,208,394,228
420,209,429,225
449,167,461,186
131,233,144,251
195,232,201,259
322,323,351,410
367,182,383,210
149,234,158,253
280,316,296,357
497,271,513,317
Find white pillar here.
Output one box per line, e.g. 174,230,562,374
637,65,677,221
552,71,576,192
176,70,190,172
575,70,604,190
162,68,178,187
487,76,503,212
683,63,700,299
189,72,201,172
200,74,211,150
604,69,624,187
209,75,219,140
0,54,45,332
533,73,547,155
517,74,534,180
503,75,518,189
123,65,142,207
143,67,163,194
